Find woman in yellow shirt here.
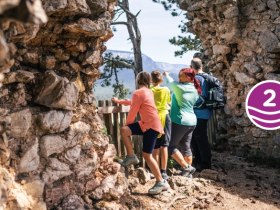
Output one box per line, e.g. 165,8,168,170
151,70,171,180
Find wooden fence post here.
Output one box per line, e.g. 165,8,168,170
119,111,127,157
98,100,104,120
112,102,121,157
105,100,113,138
207,110,217,146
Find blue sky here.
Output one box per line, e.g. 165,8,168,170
105,0,197,65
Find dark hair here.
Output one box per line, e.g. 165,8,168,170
136,71,151,88
151,70,163,84
191,58,202,71
180,68,202,95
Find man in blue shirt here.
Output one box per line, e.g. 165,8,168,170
191,57,213,172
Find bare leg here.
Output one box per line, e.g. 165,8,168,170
152,148,160,167
171,150,188,168
143,152,163,182
120,126,133,156
160,146,168,170
184,156,193,165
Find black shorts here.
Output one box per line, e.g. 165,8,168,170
127,122,159,154
154,114,171,149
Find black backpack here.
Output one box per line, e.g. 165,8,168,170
194,73,225,110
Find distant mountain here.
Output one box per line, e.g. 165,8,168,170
156,62,188,74
104,50,187,72
94,50,188,100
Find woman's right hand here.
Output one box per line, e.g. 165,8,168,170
111,97,119,103
163,71,169,76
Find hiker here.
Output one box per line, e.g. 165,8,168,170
191,57,213,171
163,68,201,177
111,71,169,195
150,70,171,180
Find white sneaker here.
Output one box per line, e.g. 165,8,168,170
161,172,169,180
148,180,169,195
121,155,139,167
181,165,196,177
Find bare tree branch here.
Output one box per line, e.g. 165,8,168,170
120,0,143,77
111,21,129,26
118,2,135,17
106,0,143,91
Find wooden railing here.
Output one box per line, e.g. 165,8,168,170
98,100,145,166
97,100,217,166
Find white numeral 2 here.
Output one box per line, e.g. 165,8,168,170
263,89,276,107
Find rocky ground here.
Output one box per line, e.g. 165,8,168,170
122,151,280,210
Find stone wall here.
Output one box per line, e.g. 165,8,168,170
0,0,129,209
2,0,280,209
179,0,280,159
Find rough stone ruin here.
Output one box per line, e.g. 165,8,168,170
0,0,129,209
179,0,280,160
0,0,280,209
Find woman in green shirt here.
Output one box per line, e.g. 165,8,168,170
164,68,201,177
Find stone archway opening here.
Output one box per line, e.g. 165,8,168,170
1,0,280,209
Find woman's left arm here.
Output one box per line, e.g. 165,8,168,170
112,97,131,105
164,74,181,98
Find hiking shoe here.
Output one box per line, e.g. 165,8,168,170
121,155,139,167
181,165,196,177
161,172,169,180
148,180,169,195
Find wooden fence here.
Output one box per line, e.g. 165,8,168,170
97,100,217,166
98,100,145,166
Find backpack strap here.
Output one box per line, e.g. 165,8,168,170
197,73,211,89
194,95,206,109
197,73,210,81
198,73,220,88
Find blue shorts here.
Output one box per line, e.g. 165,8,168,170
127,122,159,154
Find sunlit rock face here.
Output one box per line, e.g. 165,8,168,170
179,0,280,159
0,0,129,209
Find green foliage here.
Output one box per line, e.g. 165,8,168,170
167,157,175,169
100,52,133,99
152,0,203,56
112,83,130,99
152,0,179,16
169,35,202,57
101,127,108,135
167,157,180,169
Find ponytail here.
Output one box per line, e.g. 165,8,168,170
180,68,202,95
194,78,202,95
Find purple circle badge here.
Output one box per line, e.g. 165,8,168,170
246,80,280,130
